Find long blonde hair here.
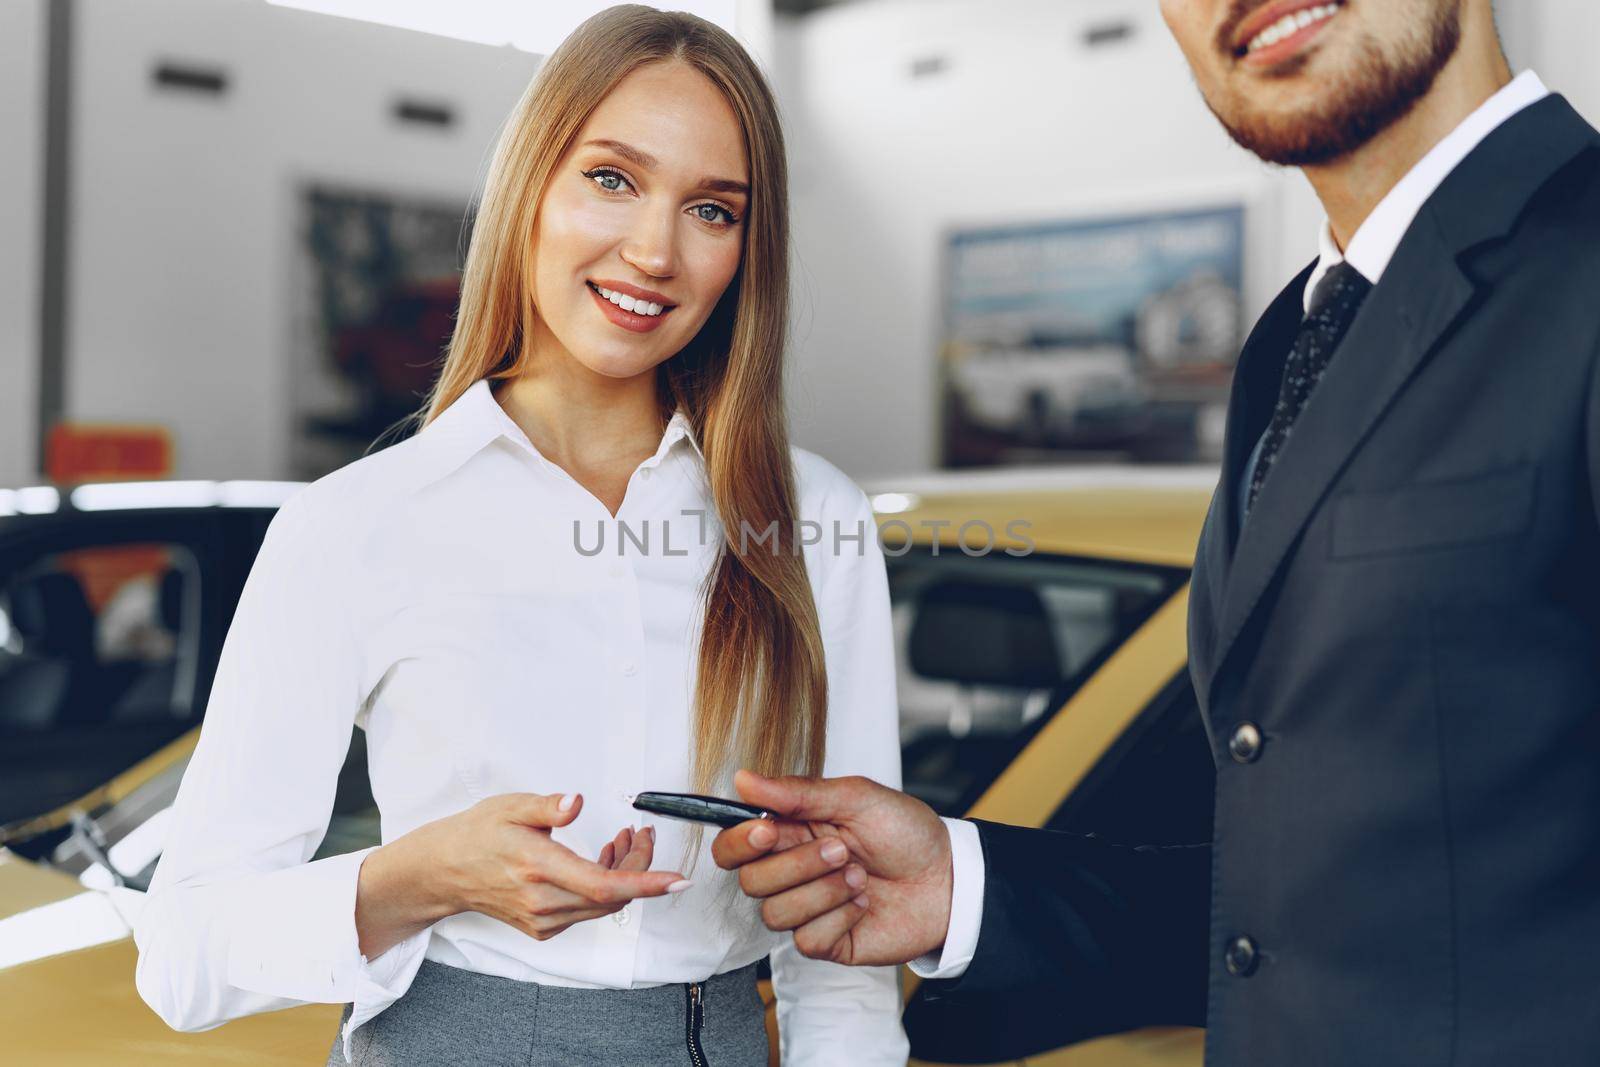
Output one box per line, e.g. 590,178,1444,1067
422,7,827,802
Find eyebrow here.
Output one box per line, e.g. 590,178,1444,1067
582,138,749,198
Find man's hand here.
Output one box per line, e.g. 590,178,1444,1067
711,769,953,966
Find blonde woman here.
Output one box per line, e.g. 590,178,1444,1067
133,8,907,1065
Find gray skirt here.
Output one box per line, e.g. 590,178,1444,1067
327,959,769,1067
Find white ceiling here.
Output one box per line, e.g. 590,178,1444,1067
263,0,742,55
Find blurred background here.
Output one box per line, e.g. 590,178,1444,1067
4,7,1600,1062
4,0,1594,491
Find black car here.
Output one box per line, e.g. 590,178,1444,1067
0,480,299,827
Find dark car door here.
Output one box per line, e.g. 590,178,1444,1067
0,507,273,824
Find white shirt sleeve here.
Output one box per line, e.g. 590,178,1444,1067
907,817,985,980
770,482,909,1066
133,490,431,1061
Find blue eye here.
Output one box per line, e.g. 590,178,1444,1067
692,203,738,225
584,168,631,194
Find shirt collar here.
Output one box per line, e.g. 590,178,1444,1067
651,408,703,468
418,378,703,483
1303,69,1549,313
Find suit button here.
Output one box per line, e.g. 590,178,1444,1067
1229,722,1263,764
1224,935,1259,977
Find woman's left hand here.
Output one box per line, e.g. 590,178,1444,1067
482,821,667,940
597,823,656,873
513,823,660,934
499,825,668,940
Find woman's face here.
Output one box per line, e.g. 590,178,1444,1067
527,61,750,381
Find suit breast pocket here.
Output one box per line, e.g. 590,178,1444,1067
1329,463,1537,560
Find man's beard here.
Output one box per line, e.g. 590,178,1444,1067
1207,1,1464,167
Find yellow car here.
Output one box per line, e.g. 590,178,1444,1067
0,468,1215,1066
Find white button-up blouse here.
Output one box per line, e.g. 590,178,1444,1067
133,379,908,1064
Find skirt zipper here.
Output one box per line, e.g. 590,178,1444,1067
686,980,708,1067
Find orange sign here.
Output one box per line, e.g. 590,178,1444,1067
46,424,173,484
57,544,173,613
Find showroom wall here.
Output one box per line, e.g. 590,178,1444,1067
7,0,1600,486
1512,0,1600,119
773,0,1600,479
1,0,45,488
772,0,1326,478
62,0,539,481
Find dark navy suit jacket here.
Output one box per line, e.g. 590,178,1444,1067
909,96,1600,1067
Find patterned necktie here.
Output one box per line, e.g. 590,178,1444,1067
1246,261,1374,512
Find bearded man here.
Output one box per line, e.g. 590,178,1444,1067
711,2,1600,1064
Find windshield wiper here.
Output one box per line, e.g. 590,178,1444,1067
67,810,150,892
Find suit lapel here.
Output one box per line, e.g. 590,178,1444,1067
1209,218,1476,683
1203,94,1599,693
1188,269,1309,701
1216,269,1316,562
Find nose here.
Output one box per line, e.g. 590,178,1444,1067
619,204,679,280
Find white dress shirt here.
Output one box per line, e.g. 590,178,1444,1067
1302,70,1549,308
134,378,909,1065
911,69,1551,985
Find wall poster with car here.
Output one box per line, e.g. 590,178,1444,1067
939,203,1245,467
290,186,475,480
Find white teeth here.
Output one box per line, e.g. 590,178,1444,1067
592,284,668,316
1246,3,1339,54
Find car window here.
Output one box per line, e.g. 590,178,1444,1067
887,546,1182,815
0,542,202,735
35,543,1191,883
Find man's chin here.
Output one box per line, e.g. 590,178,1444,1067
1206,0,1463,168
1208,57,1375,165
1218,107,1370,167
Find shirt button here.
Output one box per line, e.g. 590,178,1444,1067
1229,722,1263,764
608,563,624,579
612,906,631,926
620,662,637,676
1224,935,1260,977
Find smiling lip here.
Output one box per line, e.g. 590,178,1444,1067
1230,0,1342,68
587,282,673,334
590,278,676,307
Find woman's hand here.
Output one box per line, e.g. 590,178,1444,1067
357,793,689,957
